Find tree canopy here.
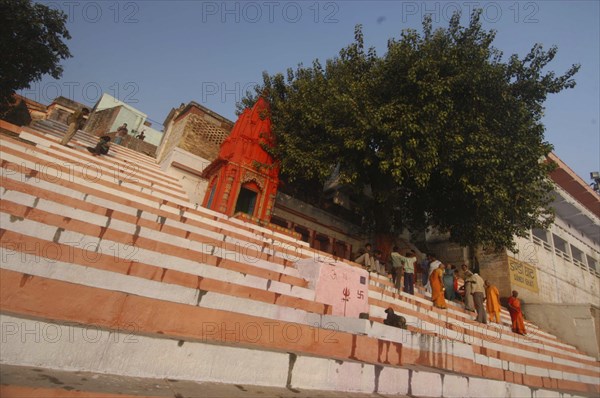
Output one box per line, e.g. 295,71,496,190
0,0,71,112
239,10,579,251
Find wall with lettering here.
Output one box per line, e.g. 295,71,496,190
508,258,539,293
296,258,369,318
509,230,599,305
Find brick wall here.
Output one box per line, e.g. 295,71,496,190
84,107,118,136
179,113,229,160
157,115,187,162
157,104,234,163
479,249,511,298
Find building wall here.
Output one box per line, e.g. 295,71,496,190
479,249,512,298
522,303,600,359
179,113,229,160
46,104,73,124
508,223,600,305
111,107,145,136
157,104,233,163
135,125,163,146
159,147,212,205
272,193,362,259
84,107,119,136
91,93,164,143
425,219,599,306
157,114,188,163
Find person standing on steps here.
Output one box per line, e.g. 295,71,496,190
420,253,431,286
402,251,417,295
461,265,475,312
508,290,527,335
485,280,501,323
470,273,487,324
390,246,404,292
60,108,89,146
443,264,456,301
429,262,447,309
113,123,128,145
425,255,441,294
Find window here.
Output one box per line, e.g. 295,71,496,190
270,216,288,229
532,228,548,242
570,245,585,268
235,187,258,216
294,226,310,243
586,255,599,274
206,183,217,208
531,228,551,251
336,241,348,259
552,234,570,261
315,235,330,252
552,234,567,252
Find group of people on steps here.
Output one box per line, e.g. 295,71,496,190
355,243,527,335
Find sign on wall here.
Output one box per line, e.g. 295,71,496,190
295,258,370,318
508,257,539,293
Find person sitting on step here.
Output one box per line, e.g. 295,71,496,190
86,135,111,156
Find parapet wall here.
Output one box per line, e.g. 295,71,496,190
523,303,600,360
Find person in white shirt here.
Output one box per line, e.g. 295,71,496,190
468,273,487,324
402,251,417,295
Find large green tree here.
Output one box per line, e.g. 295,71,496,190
0,0,71,112
241,11,579,251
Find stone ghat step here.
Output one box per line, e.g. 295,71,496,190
2,271,598,397
0,302,597,398
368,273,591,359
1,205,595,393
0,270,399,369
17,125,180,189
0,201,322,311
1,135,190,204
0,135,308,254
31,120,97,146
306,312,599,396
4,215,596,396
366,300,600,381
3,327,585,398
17,128,184,190
10,130,312,251
0,229,331,323
366,290,600,375
0,225,325,315
30,120,162,170
0,154,321,306
2,134,584,366
0,161,305,272
25,121,174,181
27,124,159,173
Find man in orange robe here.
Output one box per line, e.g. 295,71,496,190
429,262,447,309
485,280,501,323
507,290,526,335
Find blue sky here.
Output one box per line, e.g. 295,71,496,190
25,0,599,182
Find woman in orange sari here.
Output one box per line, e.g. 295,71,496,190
429,263,447,309
507,290,526,335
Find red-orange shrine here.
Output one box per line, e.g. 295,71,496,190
201,97,279,223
